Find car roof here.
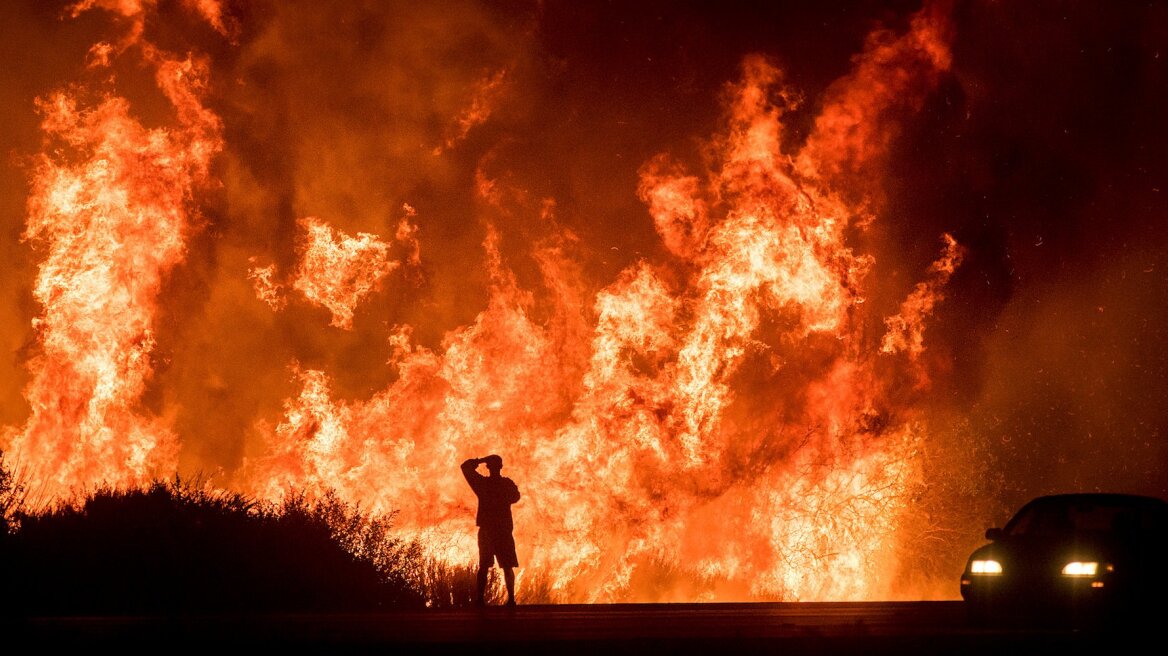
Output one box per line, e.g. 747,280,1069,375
1022,493,1168,510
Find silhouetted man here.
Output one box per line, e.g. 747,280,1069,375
461,454,521,606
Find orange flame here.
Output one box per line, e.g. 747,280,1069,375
247,260,285,312
882,233,965,360
4,1,965,602
290,217,398,330
5,3,223,502
435,69,508,155
241,6,959,602
247,209,419,328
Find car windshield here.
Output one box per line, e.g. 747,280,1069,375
1003,498,1165,537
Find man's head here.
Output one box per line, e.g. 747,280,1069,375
484,454,503,474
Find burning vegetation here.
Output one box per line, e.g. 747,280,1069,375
2,0,1167,605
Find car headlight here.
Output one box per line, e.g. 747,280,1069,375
1061,561,1098,577
970,559,1002,575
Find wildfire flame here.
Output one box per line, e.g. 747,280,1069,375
4,1,967,602
243,4,957,602
4,1,222,502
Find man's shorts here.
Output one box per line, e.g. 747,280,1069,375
478,528,519,568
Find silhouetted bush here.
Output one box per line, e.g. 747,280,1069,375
0,479,425,615
408,556,555,608
0,450,20,554
414,557,501,608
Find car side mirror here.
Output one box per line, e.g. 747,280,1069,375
985,527,1004,541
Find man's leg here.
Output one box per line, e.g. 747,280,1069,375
476,529,490,606
476,565,489,606
503,566,516,605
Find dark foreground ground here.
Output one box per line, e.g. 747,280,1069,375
3,602,1149,655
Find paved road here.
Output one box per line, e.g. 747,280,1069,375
7,602,1135,654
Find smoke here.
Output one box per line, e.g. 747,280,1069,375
894,1,1168,507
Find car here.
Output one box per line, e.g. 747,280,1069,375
960,493,1168,627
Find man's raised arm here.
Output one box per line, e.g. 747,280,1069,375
461,457,482,486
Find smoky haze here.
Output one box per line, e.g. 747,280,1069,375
1,0,1166,601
